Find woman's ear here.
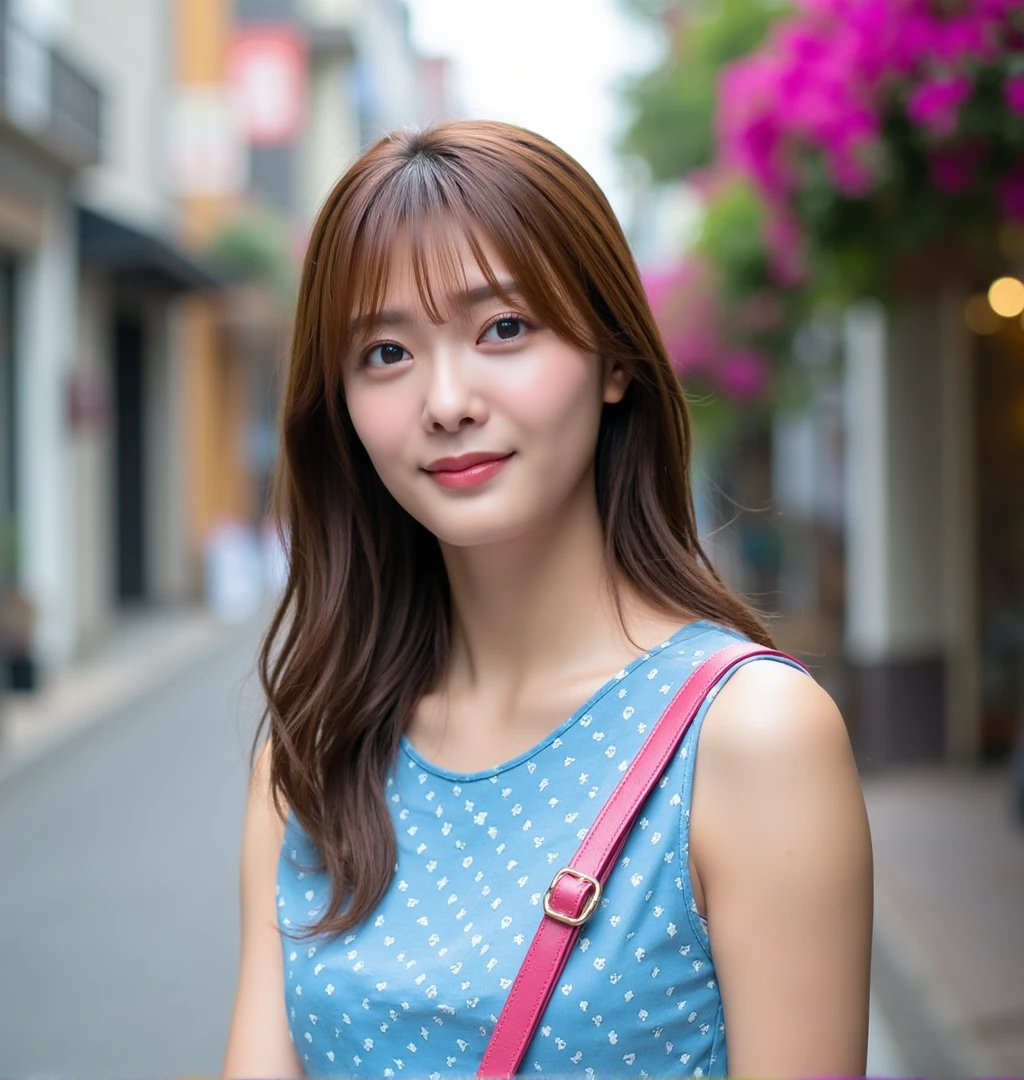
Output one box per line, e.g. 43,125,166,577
602,359,631,405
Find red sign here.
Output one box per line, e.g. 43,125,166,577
226,25,308,146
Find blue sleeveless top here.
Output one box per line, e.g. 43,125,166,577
277,620,800,1078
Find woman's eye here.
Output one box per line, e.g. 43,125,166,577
363,342,410,367
481,317,527,343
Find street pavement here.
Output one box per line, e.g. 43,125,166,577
0,605,238,785
0,612,912,1079
0,618,265,1079
864,764,1024,1078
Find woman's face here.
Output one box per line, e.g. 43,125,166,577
341,231,629,549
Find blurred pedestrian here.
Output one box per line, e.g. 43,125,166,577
222,120,872,1079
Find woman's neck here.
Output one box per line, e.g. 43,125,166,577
437,485,685,710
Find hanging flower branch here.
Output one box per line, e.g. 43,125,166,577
643,176,809,424
626,1,819,417
634,0,1021,418
717,0,1024,298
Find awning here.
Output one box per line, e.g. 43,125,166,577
77,206,227,292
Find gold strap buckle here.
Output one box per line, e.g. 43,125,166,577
543,866,602,927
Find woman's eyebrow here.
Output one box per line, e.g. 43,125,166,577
349,279,521,335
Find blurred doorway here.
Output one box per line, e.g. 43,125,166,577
975,318,1024,760
113,313,147,603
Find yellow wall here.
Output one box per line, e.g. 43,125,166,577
181,297,255,569
175,0,259,590
176,0,235,248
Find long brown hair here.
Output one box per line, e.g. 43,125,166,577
258,119,772,938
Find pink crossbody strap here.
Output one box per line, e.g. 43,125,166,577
477,641,803,1078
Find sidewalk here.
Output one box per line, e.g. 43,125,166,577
0,604,257,786
865,764,1024,1078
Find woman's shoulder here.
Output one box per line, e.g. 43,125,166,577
633,620,840,762
698,649,848,766
690,645,866,878
660,617,837,743
666,620,858,828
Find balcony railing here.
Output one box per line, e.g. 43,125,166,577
0,0,102,168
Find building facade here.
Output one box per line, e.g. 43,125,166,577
842,279,1024,768
1,0,103,673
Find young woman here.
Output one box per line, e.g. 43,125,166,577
222,120,873,1079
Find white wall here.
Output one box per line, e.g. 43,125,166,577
300,0,429,223
356,0,423,134
303,52,362,220
65,0,193,626
843,299,893,663
842,293,979,757
302,0,361,23
844,296,964,658
16,173,77,668
65,0,177,232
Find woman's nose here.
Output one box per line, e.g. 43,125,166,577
421,346,486,432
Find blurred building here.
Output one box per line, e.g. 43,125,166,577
1,0,452,685
762,281,1023,771
70,1,226,654
0,0,101,672
0,0,227,680
842,282,1024,768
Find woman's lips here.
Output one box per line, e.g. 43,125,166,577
426,453,514,489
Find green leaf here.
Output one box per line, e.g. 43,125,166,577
619,0,790,180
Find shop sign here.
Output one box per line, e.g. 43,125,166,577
226,25,308,146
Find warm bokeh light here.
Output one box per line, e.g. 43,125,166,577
965,294,1002,335
987,275,1024,317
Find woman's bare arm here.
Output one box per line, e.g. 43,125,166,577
690,660,873,1078
222,740,303,1079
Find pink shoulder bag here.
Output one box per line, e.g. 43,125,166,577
477,641,801,1078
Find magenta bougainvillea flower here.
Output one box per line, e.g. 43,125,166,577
641,259,721,379
642,259,774,404
928,144,985,193
716,0,1024,285
764,210,808,286
1000,164,1024,221
715,350,771,402
907,75,973,137
1005,73,1024,116
646,0,1024,407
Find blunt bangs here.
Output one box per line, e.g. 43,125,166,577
318,133,599,394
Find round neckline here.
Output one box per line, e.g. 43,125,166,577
399,618,714,783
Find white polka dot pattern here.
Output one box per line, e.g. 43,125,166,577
277,621,801,1077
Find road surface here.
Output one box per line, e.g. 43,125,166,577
0,620,264,1078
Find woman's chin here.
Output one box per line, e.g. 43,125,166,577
418,512,535,551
